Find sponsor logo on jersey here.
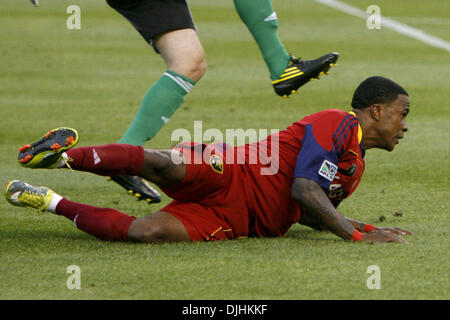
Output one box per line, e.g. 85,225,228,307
328,183,345,199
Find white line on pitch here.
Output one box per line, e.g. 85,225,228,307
315,0,450,53
390,17,450,26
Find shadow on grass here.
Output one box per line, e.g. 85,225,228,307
1,224,337,245
2,228,94,242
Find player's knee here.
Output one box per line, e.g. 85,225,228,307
181,56,207,82
170,51,207,82
139,149,186,186
156,28,207,82
194,55,207,80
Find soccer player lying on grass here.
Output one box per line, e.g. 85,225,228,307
5,76,413,243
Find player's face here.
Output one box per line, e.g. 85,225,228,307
377,94,410,151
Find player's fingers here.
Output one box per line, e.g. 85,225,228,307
390,233,407,243
398,228,414,235
379,228,399,235
390,228,414,235
379,227,413,235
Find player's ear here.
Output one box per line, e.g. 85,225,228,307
368,104,382,121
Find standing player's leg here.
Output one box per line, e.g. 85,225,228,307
234,0,291,82
105,0,206,204
233,0,339,98
118,29,206,146
106,0,206,146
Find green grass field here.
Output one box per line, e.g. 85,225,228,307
0,0,449,300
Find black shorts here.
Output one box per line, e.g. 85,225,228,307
106,0,196,49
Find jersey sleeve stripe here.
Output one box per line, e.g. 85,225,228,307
334,122,358,151
332,117,358,150
332,115,354,142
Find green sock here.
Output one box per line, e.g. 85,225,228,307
234,0,291,80
119,70,195,146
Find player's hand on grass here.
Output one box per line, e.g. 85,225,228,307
361,229,406,243
375,226,414,236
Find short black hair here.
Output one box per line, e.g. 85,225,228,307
351,76,408,110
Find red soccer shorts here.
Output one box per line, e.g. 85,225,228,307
159,143,253,241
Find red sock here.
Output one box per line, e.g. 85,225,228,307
65,144,144,176
56,198,136,241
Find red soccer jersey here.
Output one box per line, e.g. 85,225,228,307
161,109,365,241
241,109,365,237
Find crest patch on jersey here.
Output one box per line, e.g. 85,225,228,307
209,155,223,174
318,160,338,181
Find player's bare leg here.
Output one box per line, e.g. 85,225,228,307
127,211,191,243
107,148,192,242
155,28,207,83
136,149,186,188
98,148,192,242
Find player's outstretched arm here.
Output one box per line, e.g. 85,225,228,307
292,177,406,242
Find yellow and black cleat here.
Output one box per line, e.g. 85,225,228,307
18,127,78,169
272,52,339,97
109,175,161,204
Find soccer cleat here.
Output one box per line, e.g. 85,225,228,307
272,52,339,97
108,175,161,204
18,127,78,169
30,0,40,6
5,180,55,212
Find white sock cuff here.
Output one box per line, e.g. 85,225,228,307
163,72,194,93
48,193,63,213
